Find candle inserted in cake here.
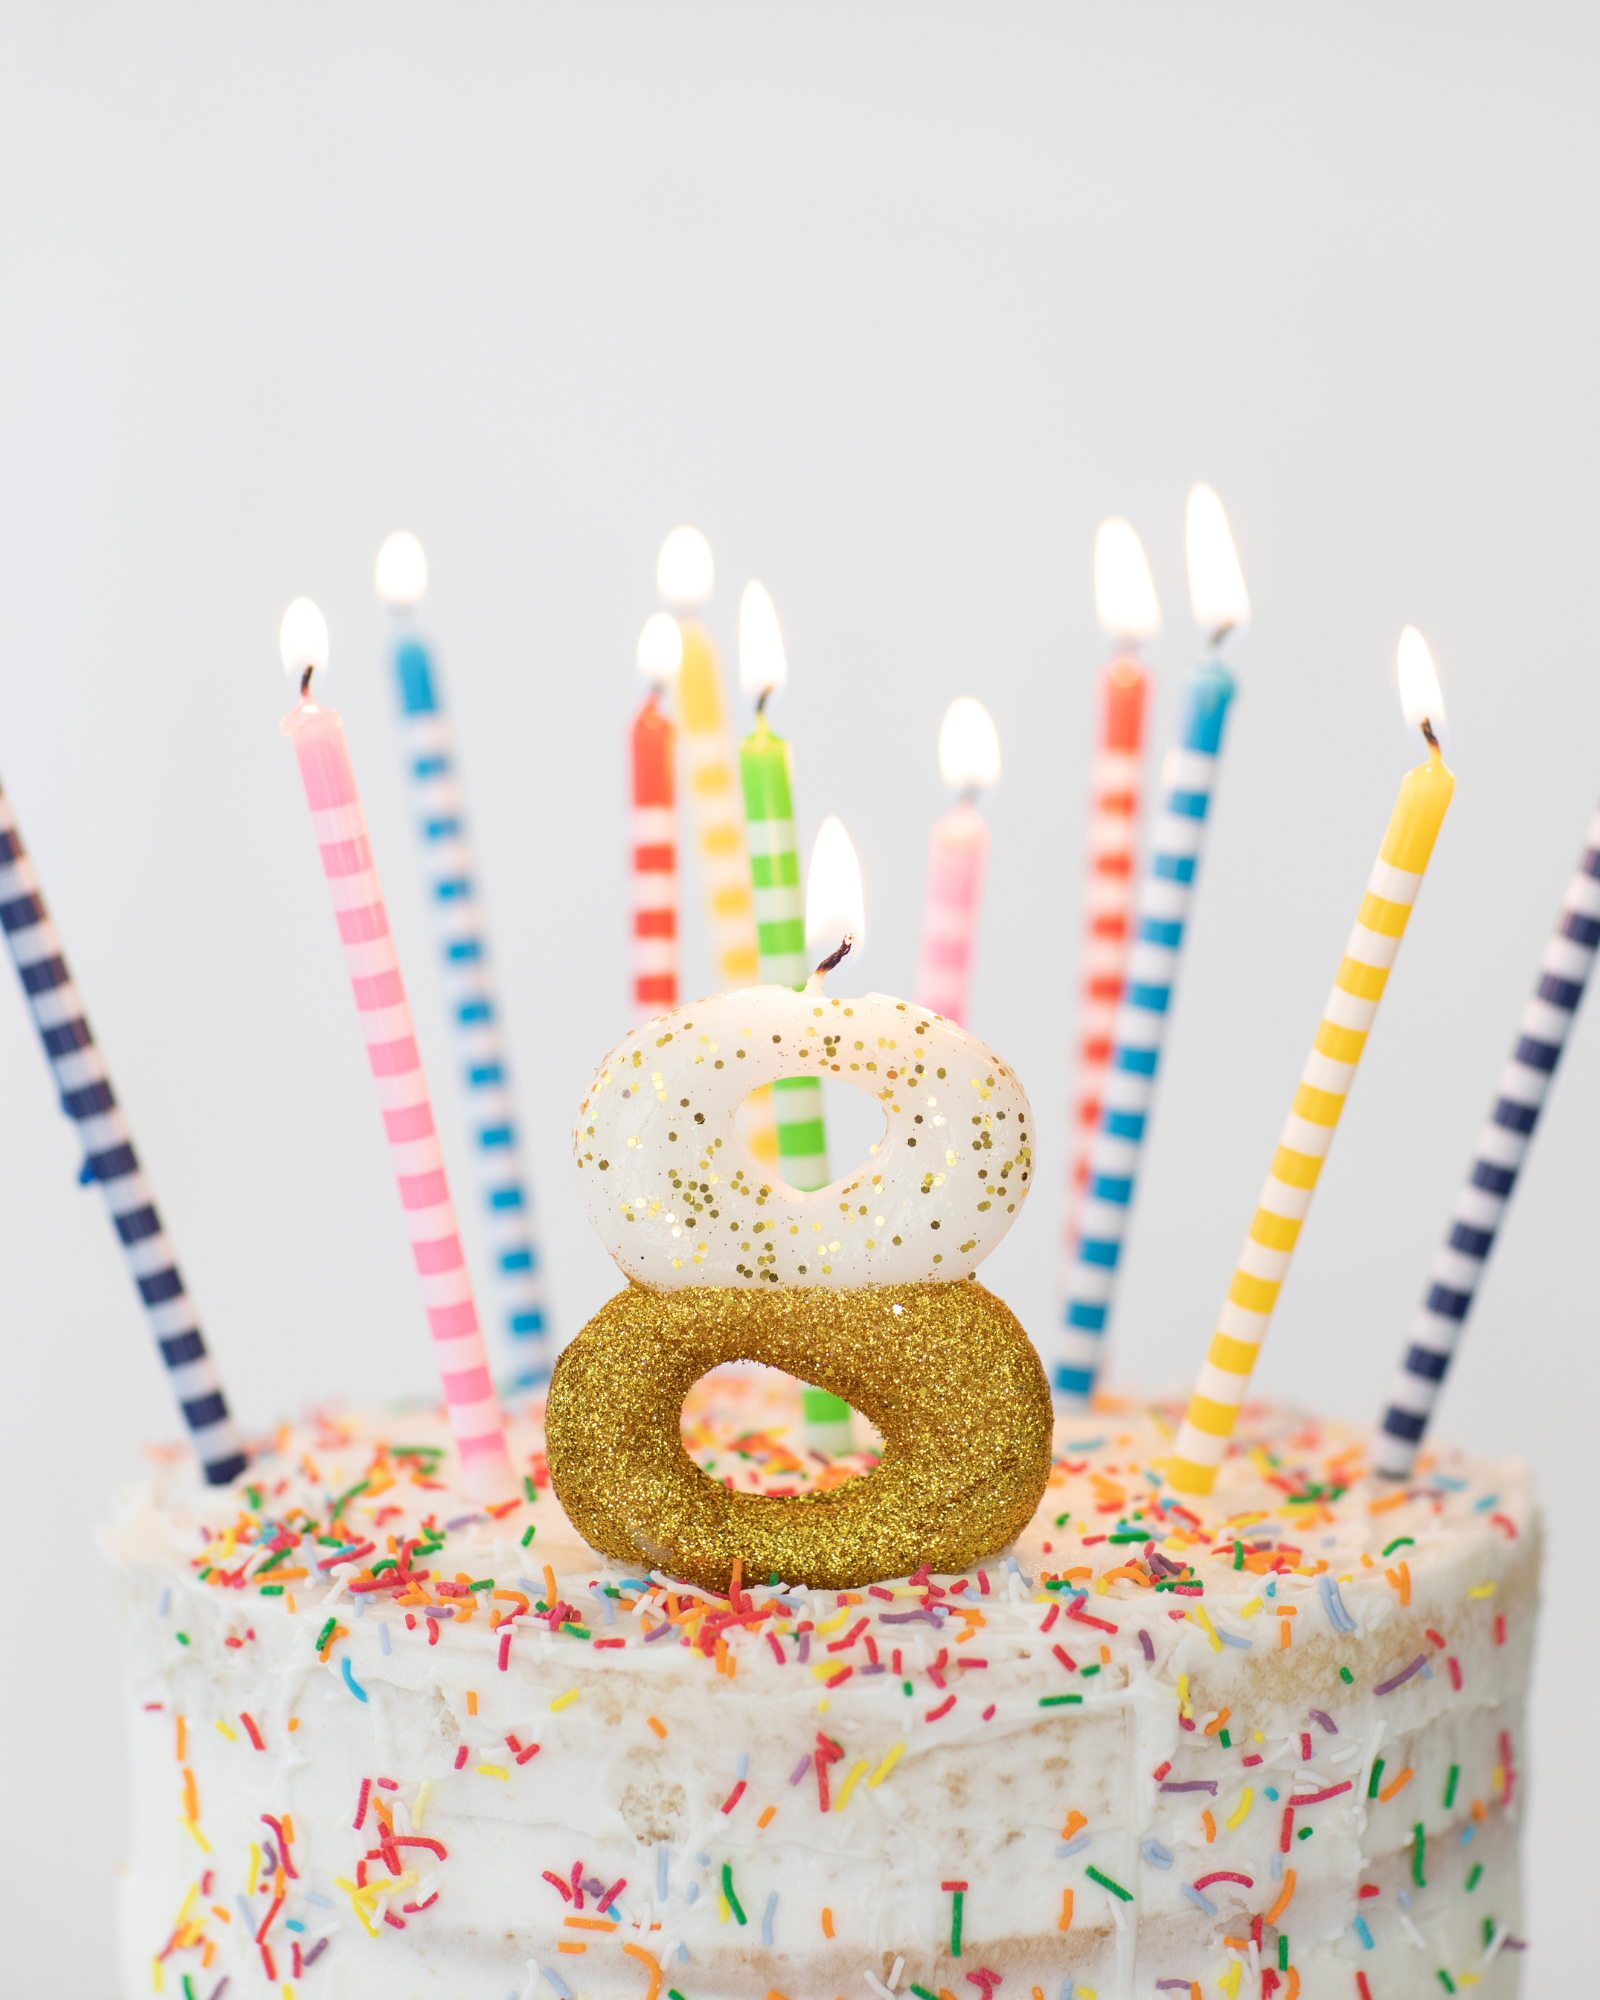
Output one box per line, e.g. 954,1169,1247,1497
915,698,999,1027
0,779,247,1484
1169,629,1456,1495
738,581,830,1188
375,534,553,1389
1060,520,1156,1273
630,612,683,1026
1053,488,1246,1404
279,598,516,1501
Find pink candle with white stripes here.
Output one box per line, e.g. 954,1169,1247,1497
1062,519,1158,1262
630,613,681,1027
277,598,516,1504
914,698,1000,1026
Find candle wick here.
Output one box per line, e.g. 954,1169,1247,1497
807,935,853,992
755,686,771,719
300,665,315,699
1420,717,1440,751
1208,621,1235,650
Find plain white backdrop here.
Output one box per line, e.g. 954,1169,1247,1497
1,7,1595,1990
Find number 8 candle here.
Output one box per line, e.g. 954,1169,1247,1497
1168,629,1455,1495
278,599,516,1503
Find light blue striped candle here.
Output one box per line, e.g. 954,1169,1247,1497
385,616,552,1390
1053,659,1237,1402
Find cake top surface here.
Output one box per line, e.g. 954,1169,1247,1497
106,1370,1533,1696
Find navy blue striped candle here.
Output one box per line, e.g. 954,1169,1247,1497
0,778,246,1483
377,534,552,1389
1375,804,1600,1475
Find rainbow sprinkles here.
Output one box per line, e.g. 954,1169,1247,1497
109,1373,1534,1999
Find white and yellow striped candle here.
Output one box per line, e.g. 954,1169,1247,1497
1168,629,1456,1495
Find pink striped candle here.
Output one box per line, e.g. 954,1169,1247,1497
630,614,681,1027
277,599,516,1503
914,698,1000,1026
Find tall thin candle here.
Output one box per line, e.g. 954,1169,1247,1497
1375,798,1598,1475
658,528,761,991
279,599,516,1502
631,613,682,1027
1062,520,1157,1265
738,581,829,1189
1170,630,1456,1495
375,534,552,1391
915,698,999,1026
0,779,246,1484
1052,488,1247,1402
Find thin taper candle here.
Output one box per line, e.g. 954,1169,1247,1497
376,534,553,1391
279,600,515,1502
915,698,999,1026
1375,800,1599,1475
631,613,682,1027
0,778,247,1484
1169,631,1456,1495
1052,491,1243,1403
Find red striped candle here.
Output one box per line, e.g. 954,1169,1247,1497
1063,521,1157,1264
915,698,1000,1026
278,600,515,1503
630,614,681,1027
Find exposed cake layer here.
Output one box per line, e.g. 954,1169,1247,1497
108,1376,1535,1999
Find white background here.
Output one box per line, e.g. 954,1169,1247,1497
1,6,1595,1990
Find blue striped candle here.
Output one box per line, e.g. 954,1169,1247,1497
1374,803,1600,1475
378,543,552,1391
1053,659,1237,1401
0,778,247,1483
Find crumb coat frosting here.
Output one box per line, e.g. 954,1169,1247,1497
108,1379,1535,1999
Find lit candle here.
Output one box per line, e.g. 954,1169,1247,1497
1052,486,1247,1403
374,533,553,1390
279,598,516,1501
738,581,829,1189
658,529,774,1163
914,698,1000,1026
657,528,761,990
0,779,247,1484
1376,685,1596,1474
1061,520,1157,1267
631,612,682,1027
1169,629,1456,1495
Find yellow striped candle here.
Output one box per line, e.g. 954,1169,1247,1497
1168,629,1456,1495
657,528,775,1162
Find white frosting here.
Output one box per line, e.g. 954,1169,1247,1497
108,1384,1534,1999
574,989,1034,1288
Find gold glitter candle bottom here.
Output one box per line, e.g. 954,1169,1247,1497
545,1278,1054,1591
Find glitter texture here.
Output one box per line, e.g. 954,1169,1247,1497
546,1277,1053,1589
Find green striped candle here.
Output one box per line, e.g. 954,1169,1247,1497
739,714,830,1186
737,582,850,1447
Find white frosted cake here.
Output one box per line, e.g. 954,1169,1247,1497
109,1374,1534,1999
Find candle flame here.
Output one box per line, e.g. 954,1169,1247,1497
637,612,683,685
657,526,715,608
1093,519,1161,641
1397,625,1447,734
938,697,1001,793
738,582,787,701
805,815,865,949
1185,484,1250,641
279,598,330,681
374,532,428,606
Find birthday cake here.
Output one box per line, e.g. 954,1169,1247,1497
109,1377,1534,2000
